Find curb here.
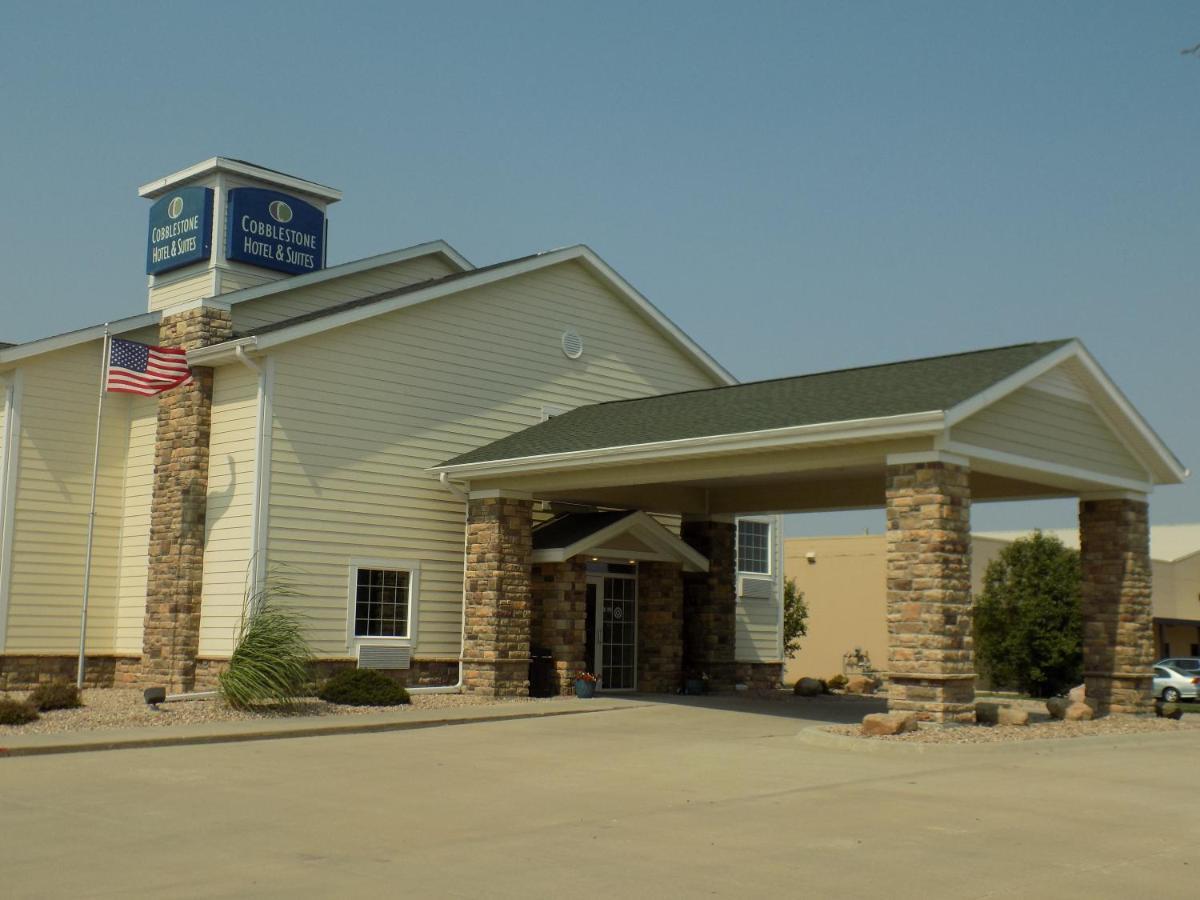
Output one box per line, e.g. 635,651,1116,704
0,701,648,759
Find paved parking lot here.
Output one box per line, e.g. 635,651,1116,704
2,696,1197,898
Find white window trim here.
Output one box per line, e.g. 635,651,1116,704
736,516,772,576
346,558,420,650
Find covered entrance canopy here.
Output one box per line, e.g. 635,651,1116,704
437,340,1187,720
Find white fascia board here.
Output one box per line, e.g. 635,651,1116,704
943,341,1079,427
139,157,343,202
942,439,1156,494
204,244,733,390
1068,344,1188,484
0,312,160,367
216,240,474,312
433,411,945,479
944,340,1187,485
572,246,736,386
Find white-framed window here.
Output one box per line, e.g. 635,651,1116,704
736,518,771,575
347,559,420,645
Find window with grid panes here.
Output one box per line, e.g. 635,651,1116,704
353,568,411,638
737,520,771,574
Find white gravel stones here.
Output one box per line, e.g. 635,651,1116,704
0,689,545,737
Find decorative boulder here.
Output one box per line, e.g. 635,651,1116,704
976,702,1029,726
1064,702,1094,721
794,677,823,697
1046,697,1069,720
861,712,918,736
1068,684,1087,704
845,675,880,695
1156,700,1183,721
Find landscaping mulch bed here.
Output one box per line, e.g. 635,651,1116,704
0,688,547,737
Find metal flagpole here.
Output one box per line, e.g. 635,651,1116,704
77,325,111,688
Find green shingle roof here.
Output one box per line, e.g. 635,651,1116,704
442,339,1073,468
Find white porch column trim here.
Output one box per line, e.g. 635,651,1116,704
1078,489,1150,503
0,370,23,654
886,450,970,468
468,489,532,500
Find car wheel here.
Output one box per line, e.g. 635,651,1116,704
1163,687,1181,703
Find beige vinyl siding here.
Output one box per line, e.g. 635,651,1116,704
113,396,156,654
951,385,1149,482
5,344,127,652
198,365,260,656
231,255,459,332
265,260,721,657
148,270,212,312
219,268,276,294
735,518,784,662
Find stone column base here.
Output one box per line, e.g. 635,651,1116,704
1085,671,1155,716
462,658,531,697
887,673,976,723
734,662,784,692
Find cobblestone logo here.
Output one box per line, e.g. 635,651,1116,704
268,200,293,223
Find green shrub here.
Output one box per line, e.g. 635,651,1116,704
0,697,40,725
318,669,410,706
975,531,1082,698
28,681,82,711
827,673,848,691
219,578,314,709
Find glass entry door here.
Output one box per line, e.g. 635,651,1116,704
590,573,637,691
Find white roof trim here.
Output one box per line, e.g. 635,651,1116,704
435,411,945,478
532,510,709,572
138,157,343,202
215,240,474,309
0,312,160,366
205,244,735,387
944,340,1187,486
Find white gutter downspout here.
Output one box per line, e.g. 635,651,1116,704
422,471,472,695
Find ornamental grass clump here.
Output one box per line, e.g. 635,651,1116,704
318,669,410,706
28,681,82,711
219,576,314,710
0,697,39,725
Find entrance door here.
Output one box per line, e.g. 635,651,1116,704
587,570,637,691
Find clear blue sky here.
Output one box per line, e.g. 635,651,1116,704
1,2,1196,534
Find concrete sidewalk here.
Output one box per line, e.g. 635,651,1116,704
0,696,646,757
3,699,1199,899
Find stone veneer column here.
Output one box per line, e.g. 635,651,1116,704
530,558,588,694
462,492,534,696
637,561,684,692
141,302,233,691
885,458,975,723
1079,495,1154,715
681,515,737,690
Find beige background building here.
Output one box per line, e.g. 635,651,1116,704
784,526,1200,683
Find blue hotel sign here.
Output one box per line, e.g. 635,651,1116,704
226,187,325,275
146,187,214,275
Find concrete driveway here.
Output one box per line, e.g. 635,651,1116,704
1,696,1197,899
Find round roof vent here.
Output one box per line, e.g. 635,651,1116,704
561,329,583,359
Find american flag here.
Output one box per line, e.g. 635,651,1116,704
106,338,192,396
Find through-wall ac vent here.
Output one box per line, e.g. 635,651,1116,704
561,329,583,359
357,644,412,670
739,577,774,600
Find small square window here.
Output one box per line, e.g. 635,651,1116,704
737,520,771,575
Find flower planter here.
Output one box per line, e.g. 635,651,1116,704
574,678,597,699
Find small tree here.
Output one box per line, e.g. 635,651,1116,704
974,531,1082,697
783,577,809,658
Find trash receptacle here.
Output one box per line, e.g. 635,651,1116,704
528,645,556,698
